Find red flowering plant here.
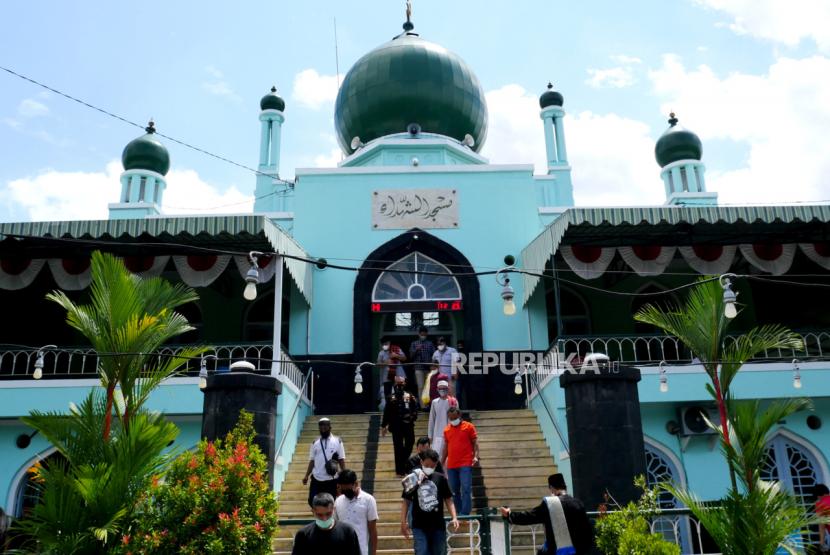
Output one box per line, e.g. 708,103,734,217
115,411,279,555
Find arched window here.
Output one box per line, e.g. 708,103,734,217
644,440,691,551
762,431,826,544
372,253,461,302
13,450,66,517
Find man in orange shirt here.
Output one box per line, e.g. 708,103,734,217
440,405,479,516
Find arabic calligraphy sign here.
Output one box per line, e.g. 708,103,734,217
372,189,458,229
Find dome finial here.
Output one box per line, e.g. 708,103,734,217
668,112,678,126
146,119,156,134
547,82,553,89
271,85,277,93
403,0,415,31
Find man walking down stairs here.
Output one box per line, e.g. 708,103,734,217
274,410,557,554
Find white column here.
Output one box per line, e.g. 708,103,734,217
543,115,557,169
259,118,270,167
271,255,284,377
553,115,568,163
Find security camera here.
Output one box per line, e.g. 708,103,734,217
407,123,421,136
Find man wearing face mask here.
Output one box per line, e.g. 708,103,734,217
441,406,479,516
334,470,378,555
303,418,346,507
377,336,407,406
292,493,361,555
427,380,457,459
382,376,420,476
431,337,459,398
401,449,459,554
409,326,435,402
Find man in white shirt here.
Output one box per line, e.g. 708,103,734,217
334,469,379,555
427,380,457,457
303,417,346,507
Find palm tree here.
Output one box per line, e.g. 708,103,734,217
15,392,179,554
46,251,208,439
634,277,803,485
665,398,824,555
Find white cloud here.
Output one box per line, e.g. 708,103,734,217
648,54,830,203
1,161,253,221
694,0,830,51
314,148,342,168
18,98,49,117
292,69,341,110
483,84,664,206
202,66,241,102
586,67,637,89
610,54,643,65
586,55,641,89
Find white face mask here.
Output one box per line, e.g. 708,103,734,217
382,344,390,351
450,418,461,426
438,390,448,398
422,466,435,476
438,345,446,351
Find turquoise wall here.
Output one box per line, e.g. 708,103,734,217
530,365,830,502
292,165,550,354
0,377,312,513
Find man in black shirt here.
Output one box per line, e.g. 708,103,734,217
401,449,459,555
499,473,593,554
292,493,361,555
382,376,419,476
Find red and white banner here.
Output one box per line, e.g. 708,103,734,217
800,243,830,270
234,254,277,284
122,255,170,279
48,258,92,290
172,255,231,287
0,258,46,290
560,245,615,280
678,245,736,275
618,246,676,276
739,243,795,275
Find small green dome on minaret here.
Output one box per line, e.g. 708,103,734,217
260,86,285,112
655,113,702,167
121,120,170,176
333,19,488,154
539,83,564,108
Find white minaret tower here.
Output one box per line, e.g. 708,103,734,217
254,87,287,214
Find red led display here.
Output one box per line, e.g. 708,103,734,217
369,300,463,313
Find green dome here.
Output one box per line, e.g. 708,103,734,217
539,83,564,108
121,121,170,176
334,28,488,154
260,86,285,112
655,113,702,167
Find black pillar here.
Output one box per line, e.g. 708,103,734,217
201,372,282,487
559,365,646,510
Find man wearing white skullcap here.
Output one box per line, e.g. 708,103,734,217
427,379,457,458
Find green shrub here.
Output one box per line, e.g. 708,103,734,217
594,477,680,555
116,411,279,555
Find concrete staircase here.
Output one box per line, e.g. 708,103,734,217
274,409,555,554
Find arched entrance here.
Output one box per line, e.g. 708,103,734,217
353,230,482,412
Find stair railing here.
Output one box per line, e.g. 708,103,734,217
274,369,313,469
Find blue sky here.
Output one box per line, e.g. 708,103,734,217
2,0,829,221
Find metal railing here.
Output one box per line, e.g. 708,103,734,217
503,507,719,555
0,343,306,392
546,330,830,368
277,513,490,553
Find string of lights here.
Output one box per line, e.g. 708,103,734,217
0,65,295,187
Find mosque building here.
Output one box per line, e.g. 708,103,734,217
1,13,829,548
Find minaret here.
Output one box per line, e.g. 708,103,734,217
540,83,568,169
654,113,717,206
254,86,287,214
535,83,574,218
109,120,170,219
